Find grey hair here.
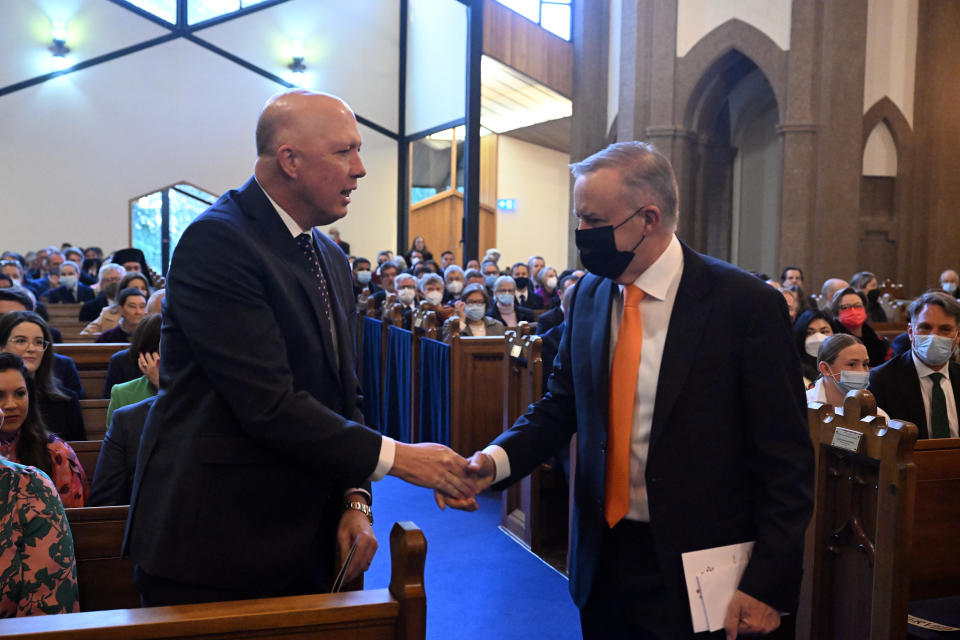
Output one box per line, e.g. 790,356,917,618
570,141,679,219
909,290,960,325
395,273,416,287
443,265,464,279
60,260,80,274
494,275,515,290
98,262,125,280
418,273,443,291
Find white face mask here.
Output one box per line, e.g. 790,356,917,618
913,333,957,367
356,270,371,284
496,293,515,307
60,275,78,289
545,276,558,290
804,332,829,358
398,288,417,305
425,291,443,306
827,367,870,393
943,282,958,294
446,280,464,294
465,304,486,321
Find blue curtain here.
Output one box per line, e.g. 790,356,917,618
418,338,450,446
361,317,383,430
383,325,413,442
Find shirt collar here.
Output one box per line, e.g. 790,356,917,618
912,350,951,381
620,233,683,301
257,178,311,238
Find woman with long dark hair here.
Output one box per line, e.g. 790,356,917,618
0,353,86,507
0,311,85,441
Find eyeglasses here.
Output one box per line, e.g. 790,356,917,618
6,337,50,351
837,303,865,311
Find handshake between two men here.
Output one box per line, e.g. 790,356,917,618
388,443,496,510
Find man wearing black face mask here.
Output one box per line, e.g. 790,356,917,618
510,262,544,309
439,141,814,639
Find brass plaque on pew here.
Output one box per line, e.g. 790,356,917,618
830,426,863,453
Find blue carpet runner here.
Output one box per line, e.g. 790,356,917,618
366,476,580,639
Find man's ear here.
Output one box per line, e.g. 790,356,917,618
277,145,297,179
641,204,664,231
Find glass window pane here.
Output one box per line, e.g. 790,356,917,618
131,192,163,274
495,0,540,23
411,137,454,200
540,4,571,40
188,0,241,24
169,187,215,264
174,183,217,205
124,0,177,23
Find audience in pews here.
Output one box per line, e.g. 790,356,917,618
109,248,154,288
0,312,85,441
0,353,86,507
440,250,455,270
95,287,148,343
82,271,150,336
869,290,960,439
351,256,371,298
442,283,505,340
830,286,890,366
488,275,536,327
369,261,398,311
781,265,804,289
105,313,161,427
940,269,960,298
78,262,125,322
464,268,485,289
0,456,79,616
404,235,432,266
850,271,887,322
536,273,579,336
481,260,500,289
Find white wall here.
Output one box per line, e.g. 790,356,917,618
0,0,398,258
406,0,466,135
862,122,898,177
676,0,791,56
863,0,918,125
495,136,571,272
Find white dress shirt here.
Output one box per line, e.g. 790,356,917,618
486,234,684,522
259,181,395,482
805,378,889,419
912,352,959,438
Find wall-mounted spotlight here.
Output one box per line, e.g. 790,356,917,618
288,56,306,73
48,21,71,71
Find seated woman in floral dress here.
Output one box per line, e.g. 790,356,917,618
0,456,80,616
0,353,87,508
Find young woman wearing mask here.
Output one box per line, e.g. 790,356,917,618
792,309,835,388
805,334,888,417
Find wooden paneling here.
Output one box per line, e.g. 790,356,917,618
479,134,498,209
409,191,495,265
482,0,573,98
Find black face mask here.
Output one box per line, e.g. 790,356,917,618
514,277,530,290
866,289,879,304
575,209,646,280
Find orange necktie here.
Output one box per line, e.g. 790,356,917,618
605,285,645,527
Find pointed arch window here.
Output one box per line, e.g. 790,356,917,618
130,183,217,275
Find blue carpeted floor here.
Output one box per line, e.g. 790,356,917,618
365,476,581,639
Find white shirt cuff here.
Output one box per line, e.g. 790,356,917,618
370,436,396,482
482,444,511,484
343,488,371,503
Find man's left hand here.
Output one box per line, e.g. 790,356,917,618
336,506,377,586
723,590,780,639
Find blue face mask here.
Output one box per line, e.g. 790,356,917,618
465,304,486,321
485,275,498,288
828,368,870,393
496,293,515,306
913,333,957,367
356,270,371,284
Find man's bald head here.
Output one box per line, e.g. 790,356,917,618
255,90,353,157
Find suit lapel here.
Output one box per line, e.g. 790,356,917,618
238,181,341,383
649,244,712,453
900,353,928,438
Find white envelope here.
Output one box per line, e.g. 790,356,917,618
681,541,755,633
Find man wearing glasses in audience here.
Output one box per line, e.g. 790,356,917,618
869,290,960,439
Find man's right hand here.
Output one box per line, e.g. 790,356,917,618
389,442,477,500
435,452,496,511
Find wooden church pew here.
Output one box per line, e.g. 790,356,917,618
909,438,960,600
66,505,139,612
0,521,427,640
68,439,103,482
56,342,128,399
80,399,109,440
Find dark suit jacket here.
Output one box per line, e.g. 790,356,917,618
490,243,814,620
80,292,108,322
515,289,544,310
535,306,564,335
52,354,83,399
103,349,141,398
39,391,86,441
487,303,536,326
125,178,383,593
48,283,95,303
868,351,960,439
89,396,157,506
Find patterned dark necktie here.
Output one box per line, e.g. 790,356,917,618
296,233,332,322
929,372,950,438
